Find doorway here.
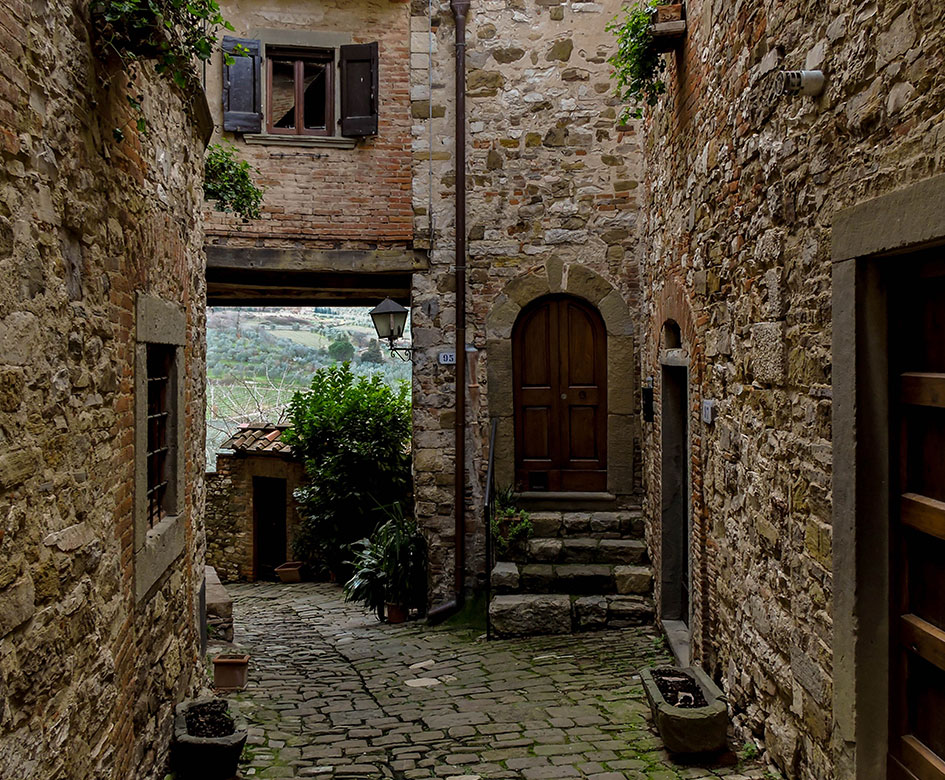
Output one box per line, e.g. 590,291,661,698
888,254,945,779
660,322,690,663
512,295,607,491
253,476,288,580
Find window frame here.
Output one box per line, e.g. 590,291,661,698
134,294,187,602
265,46,335,137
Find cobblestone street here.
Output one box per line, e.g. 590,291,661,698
221,583,773,780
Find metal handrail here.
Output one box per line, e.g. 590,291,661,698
484,418,498,640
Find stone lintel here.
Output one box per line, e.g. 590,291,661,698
205,246,429,274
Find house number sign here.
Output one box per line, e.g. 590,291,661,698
438,351,457,365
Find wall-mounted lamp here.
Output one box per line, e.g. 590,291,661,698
778,70,825,97
370,298,412,361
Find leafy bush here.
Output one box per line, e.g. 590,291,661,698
328,336,356,363
344,503,427,620
204,144,264,220
284,363,411,578
607,2,666,121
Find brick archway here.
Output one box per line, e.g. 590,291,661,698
485,262,636,497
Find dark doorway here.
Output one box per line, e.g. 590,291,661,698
661,361,689,627
253,476,288,581
512,295,607,491
888,254,945,779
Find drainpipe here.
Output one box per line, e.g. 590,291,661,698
429,0,469,625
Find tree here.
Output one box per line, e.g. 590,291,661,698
328,336,355,363
361,340,385,364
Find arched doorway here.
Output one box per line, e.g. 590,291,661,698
512,294,607,491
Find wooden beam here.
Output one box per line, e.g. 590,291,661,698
901,613,945,673
901,493,945,542
205,245,428,274
901,372,945,408
901,735,945,780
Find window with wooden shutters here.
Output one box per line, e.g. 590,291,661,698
340,42,379,137
266,47,334,136
223,36,262,133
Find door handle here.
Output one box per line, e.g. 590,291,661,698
561,393,567,399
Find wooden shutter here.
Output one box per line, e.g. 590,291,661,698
340,42,379,137
222,36,262,134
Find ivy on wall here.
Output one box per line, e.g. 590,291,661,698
204,144,264,221
607,2,667,121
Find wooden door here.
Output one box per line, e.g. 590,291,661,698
253,476,288,581
513,295,607,491
889,255,945,780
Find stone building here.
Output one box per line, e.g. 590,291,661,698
0,2,210,779
638,1,945,779
205,424,305,581
205,0,651,622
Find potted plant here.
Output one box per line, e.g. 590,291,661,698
491,486,532,557
213,653,250,691
344,503,427,624
607,2,687,121
274,560,304,583
639,666,728,754
172,697,247,780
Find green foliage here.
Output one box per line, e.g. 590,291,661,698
491,485,532,556
607,2,666,121
284,363,412,578
91,0,237,89
204,144,264,221
344,503,427,619
328,336,356,363
361,340,385,364
739,741,760,762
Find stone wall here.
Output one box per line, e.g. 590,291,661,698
0,2,209,778
205,454,305,582
408,0,644,602
204,0,414,250
638,1,945,778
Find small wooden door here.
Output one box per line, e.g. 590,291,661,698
253,476,288,581
513,295,607,491
889,255,945,780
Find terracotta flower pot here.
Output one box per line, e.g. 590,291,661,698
213,653,250,691
386,602,408,624
275,561,303,583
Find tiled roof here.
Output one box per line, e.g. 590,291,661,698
220,424,295,456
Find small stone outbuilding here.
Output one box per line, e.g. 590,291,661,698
206,424,306,582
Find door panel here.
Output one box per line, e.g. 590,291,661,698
513,295,607,491
890,255,945,779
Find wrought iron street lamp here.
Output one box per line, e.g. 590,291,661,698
370,298,412,360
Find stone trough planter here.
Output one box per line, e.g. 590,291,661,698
640,666,728,754
171,698,247,780
275,561,304,583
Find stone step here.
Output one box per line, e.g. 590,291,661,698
514,491,619,512
489,593,654,637
527,510,645,540
491,561,653,596
513,537,648,566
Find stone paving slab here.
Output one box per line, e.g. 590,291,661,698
217,583,778,780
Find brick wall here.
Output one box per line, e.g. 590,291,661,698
639,1,945,777
0,3,208,778
204,0,413,250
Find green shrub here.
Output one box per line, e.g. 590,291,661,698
607,2,666,121
204,144,264,220
284,363,411,578
491,485,532,556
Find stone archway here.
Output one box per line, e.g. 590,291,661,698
485,261,636,497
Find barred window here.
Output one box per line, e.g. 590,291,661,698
146,344,175,528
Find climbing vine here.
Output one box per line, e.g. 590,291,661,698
91,0,237,89
204,144,264,220
607,2,666,121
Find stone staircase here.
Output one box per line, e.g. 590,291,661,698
488,509,654,637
